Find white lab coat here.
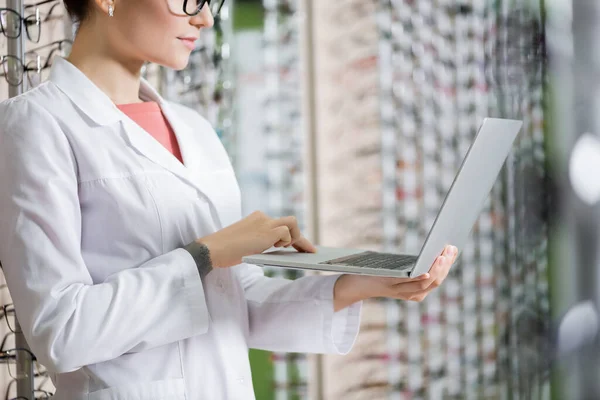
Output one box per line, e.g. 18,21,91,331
0,57,361,400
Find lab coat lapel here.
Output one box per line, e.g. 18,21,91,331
160,103,238,229
120,106,231,229
137,81,231,229
49,58,230,228
159,104,207,174
136,80,210,174
118,116,192,180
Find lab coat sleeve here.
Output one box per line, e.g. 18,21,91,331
0,99,210,373
236,263,362,354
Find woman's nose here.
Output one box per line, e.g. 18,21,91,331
190,4,214,29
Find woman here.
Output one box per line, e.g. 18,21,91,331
0,0,458,398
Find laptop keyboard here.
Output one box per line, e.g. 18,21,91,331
319,251,417,270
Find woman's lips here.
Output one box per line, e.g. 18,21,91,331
178,37,197,50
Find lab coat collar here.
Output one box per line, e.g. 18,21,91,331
49,57,197,174
50,57,123,126
50,57,226,228
50,57,172,126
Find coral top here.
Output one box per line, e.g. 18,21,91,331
117,101,183,163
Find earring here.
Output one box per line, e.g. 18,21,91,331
108,4,114,17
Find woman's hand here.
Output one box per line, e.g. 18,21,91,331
197,211,316,268
333,245,458,311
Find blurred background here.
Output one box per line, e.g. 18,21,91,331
2,0,600,399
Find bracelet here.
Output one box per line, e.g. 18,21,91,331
183,241,213,279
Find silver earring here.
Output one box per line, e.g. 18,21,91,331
108,5,114,17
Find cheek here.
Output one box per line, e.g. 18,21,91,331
116,5,190,68
124,14,175,49
135,25,191,69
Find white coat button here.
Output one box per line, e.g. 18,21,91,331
217,279,225,292
237,378,245,385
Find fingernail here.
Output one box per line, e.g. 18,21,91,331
444,247,452,256
453,246,458,255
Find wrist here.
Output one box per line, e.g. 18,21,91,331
195,238,222,268
183,241,214,278
333,274,367,312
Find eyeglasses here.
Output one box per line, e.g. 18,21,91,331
27,38,73,56
0,40,72,87
0,55,39,87
24,40,72,86
8,393,53,400
7,388,53,400
0,8,41,43
24,0,65,24
0,348,36,380
167,0,225,17
0,303,20,333
1,333,51,400
5,370,52,399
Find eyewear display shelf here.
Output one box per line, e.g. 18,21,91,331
262,0,309,399
308,0,551,399
376,0,550,399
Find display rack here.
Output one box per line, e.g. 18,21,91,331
375,0,549,398
262,0,308,398
303,0,551,398
263,0,305,229
312,1,386,399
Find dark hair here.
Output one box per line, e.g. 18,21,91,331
63,0,91,22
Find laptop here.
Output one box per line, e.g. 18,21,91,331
242,118,523,278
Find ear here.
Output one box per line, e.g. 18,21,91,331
91,0,115,17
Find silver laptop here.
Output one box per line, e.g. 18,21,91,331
242,118,523,278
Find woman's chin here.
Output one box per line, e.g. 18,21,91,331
155,53,191,71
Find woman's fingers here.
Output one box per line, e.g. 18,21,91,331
378,248,458,302
272,216,302,244
442,245,458,260
393,278,436,293
432,256,453,286
431,246,457,283
273,225,292,247
399,289,430,302
385,273,430,286
269,216,316,253
390,256,447,294
292,236,317,253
